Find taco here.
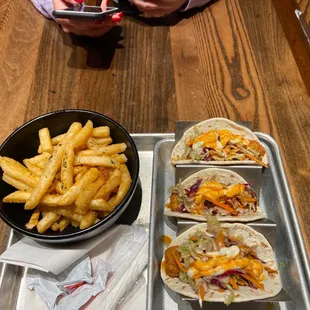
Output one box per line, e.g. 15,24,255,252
165,168,264,222
161,222,281,306
171,118,268,167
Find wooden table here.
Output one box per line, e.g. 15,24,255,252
0,0,310,258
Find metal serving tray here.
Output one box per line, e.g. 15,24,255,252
147,134,310,310
0,133,173,310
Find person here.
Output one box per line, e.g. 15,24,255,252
31,0,211,37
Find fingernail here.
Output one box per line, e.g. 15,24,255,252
75,0,84,3
106,0,109,5
118,12,124,17
112,15,122,23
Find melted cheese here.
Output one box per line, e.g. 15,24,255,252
245,260,265,282
196,258,249,277
191,131,218,149
195,182,245,203
190,130,247,151
218,130,232,147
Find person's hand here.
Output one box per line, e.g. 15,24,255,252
130,0,188,17
53,0,123,37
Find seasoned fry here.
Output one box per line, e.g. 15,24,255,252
38,122,82,153
55,180,65,195
82,143,126,156
47,207,84,223
77,150,102,156
37,212,61,234
61,143,74,192
58,217,71,232
51,221,60,231
89,199,114,212
35,161,46,170
95,137,113,145
0,157,38,187
38,134,68,153
46,181,56,194
112,154,128,164
51,133,66,145
73,166,84,175
80,211,98,229
24,143,65,209
109,165,132,208
97,143,127,155
58,168,99,206
39,128,53,153
4,191,61,206
27,153,51,165
37,193,62,206
25,209,40,230
76,152,127,165
75,166,89,182
2,174,33,192
74,155,120,168
87,137,113,150
72,120,93,149
23,159,43,177
92,126,110,138
94,169,122,199
24,123,81,210
75,176,107,214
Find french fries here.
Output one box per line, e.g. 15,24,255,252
92,126,110,138
87,137,113,150
74,156,120,168
38,128,53,153
0,121,132,234
27,153,51,165
61,143,75,191
25,209,40,229
57,168,99,206
24,123,82,210
37,212,61,233
0,157,38,187
2,174,33,192
94,169,122,200
23,159,43,177
109,165,132,208
75,175,107,214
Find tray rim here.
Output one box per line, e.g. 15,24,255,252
147,132,310,310
0,133,174,310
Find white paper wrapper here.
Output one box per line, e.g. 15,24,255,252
87,242,148,310
0,225,124,274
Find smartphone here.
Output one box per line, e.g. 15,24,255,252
52,6,120,21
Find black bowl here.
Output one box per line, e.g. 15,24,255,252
0,110,139,243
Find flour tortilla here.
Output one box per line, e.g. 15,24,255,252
161,223,282,303
165,168,265,222
171,118,268,166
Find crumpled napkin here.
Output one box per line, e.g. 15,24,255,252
0,225,124,274
27,256,110,310
23,225,148,310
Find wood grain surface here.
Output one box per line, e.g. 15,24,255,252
272,0,310,95
0,0,310,269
